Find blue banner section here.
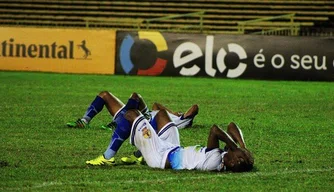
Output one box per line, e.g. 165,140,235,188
116,31,334,81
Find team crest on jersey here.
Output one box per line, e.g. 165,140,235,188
142,127,151,139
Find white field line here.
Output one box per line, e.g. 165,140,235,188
12,167,334,190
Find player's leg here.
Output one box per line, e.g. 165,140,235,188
108,93,148,165
67,91,124,128
155,109,180,145
227,122,246,149
152,103,199,118
152,102,181,116
172,104,199,129
137,93,151,117
101,91,125,117
86,94,140,166
183,104,199,119
113,93,149,164
151,103,199,129
101,92,150,130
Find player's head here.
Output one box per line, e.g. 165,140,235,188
225,148,254,172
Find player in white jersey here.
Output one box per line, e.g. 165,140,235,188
76,91,198,166
125,109,254,172
120,101,198,164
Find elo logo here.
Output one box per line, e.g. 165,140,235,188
119,31,168,75
174,36,247,78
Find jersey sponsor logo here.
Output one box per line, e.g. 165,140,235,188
119,31,168,75
142,127,152,139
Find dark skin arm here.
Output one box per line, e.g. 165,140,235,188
227,122,246,149
207,124,238,150
207,124,252,168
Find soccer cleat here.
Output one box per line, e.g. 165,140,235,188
142,110,152,120
182,105,199,128
121,154,145,165
137,156,145,165
86,155,116,166
101,121,116,131
67,119,89,128
121,154,137,165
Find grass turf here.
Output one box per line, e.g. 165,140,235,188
0,71,333,191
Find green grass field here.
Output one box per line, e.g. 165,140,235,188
0,71,333,191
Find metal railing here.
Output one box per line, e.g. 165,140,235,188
143,11,205,32
84,11,205,32
238,13,301,36
84,17,144,29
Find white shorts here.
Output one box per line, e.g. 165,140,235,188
130,115,178,169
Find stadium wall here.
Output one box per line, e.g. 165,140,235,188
0,27,116,74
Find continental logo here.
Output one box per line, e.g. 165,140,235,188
0,38,92,60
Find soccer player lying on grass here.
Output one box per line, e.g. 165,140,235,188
68,91,198,165
67,91,198,130
124,109,254,172
86,93,254,172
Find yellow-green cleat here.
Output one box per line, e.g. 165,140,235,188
121,154,145,165
67,119,89,128
101,121,116,131
86,155,116,166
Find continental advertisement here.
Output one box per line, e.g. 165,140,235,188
115,31,334,81
0,27,115,74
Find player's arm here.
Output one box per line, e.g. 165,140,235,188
227,122,246,149
206,124,238,150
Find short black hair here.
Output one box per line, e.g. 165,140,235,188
228,148,254,172
228,161,254,172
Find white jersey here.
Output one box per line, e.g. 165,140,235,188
168,146,224,171
130,115,178,169
130,115,224,171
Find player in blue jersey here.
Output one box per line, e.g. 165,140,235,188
68,91,198,165
67,91,198,130
124,109,254,172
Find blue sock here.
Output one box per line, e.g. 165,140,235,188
103,132,124,159
124,98,139,110
103,98,139,159
83,96,105,122
113,98,140,125
149,117,158,132
103,116,131,159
